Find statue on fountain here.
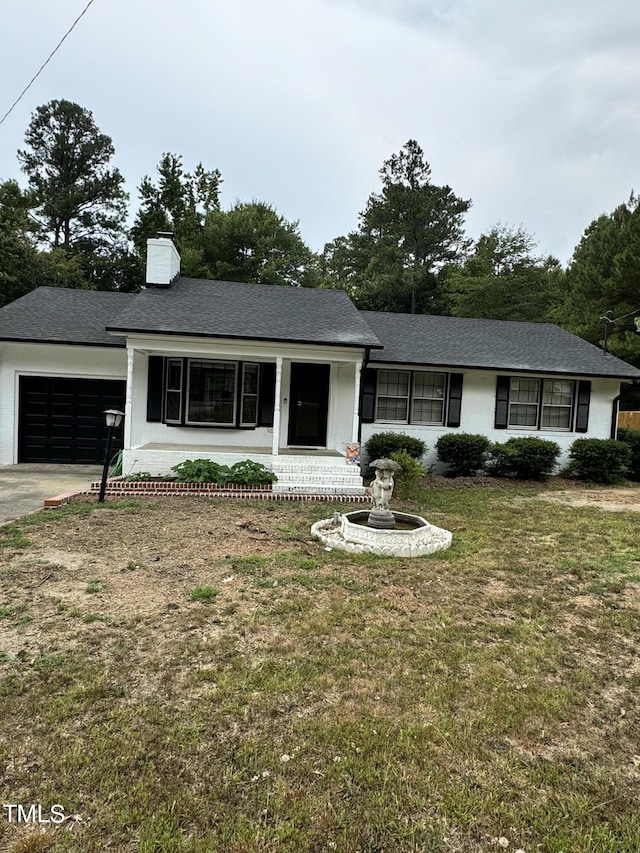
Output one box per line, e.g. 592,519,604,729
368,458,400,529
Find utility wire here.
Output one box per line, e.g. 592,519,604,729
0,0,96,128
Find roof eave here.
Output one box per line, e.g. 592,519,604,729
105,326,383,349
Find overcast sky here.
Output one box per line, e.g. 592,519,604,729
1,0,640,264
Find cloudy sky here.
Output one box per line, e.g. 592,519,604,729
1,0,639,263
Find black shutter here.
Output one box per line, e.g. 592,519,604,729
494,376,511,429
147,356,164,422
575,380,591,433
446,373,464,427
259,363,276,427
361,368,377,423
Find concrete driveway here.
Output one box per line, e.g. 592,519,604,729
0,464,102,525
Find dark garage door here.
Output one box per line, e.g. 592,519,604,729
19,376,126,464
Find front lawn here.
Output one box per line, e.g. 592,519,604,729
0,481,639,852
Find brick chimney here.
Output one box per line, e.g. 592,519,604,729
146,231,181,287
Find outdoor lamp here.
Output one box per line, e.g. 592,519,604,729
98,409,124,503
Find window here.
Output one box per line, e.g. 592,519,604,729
165,359,183,423
163,358,260,428
240,363,259,426
412,372,446,424
507,377,575,431
376,370,410,421
375,370,447,425
187,361,237,425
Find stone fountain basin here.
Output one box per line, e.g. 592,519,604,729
311,510,452,558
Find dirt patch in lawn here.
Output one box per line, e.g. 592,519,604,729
0,498,312,667
535,484,640,512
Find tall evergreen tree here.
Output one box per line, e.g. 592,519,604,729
322,140,471,313
17,99,128,253
130,153,222,273
554,195,640,364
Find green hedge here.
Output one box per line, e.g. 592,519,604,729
490,437,560,481
567,439,630,484
171,458,277,485
617,428,640,481
364,433,426,462
435,433,491,477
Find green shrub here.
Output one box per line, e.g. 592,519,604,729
435,433,490,477
364,433,426,463
490,437,560,481
227,460,277,485
172,459,229,483
124,471,154,482
390,450,426,499
171,458,277,485
567,438,631,484
617,428,640,481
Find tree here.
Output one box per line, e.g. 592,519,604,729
443,224,564,322
322,140,471,313
130,153,221,266
554,195,640,364
17,100,128,253
198,201,320,287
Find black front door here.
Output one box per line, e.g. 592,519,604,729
287,363,330,446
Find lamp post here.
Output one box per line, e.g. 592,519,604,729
98,409,124,504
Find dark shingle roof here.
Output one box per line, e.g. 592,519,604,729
0,288,134,347
107,278,381,348
362,311,640,379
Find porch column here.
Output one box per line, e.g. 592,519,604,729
352,360,362,443
271,357,283,456
124,347,134,451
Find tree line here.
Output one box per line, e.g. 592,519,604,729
2,98,640,364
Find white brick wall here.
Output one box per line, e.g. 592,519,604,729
361,368,622,473
145,237,181,286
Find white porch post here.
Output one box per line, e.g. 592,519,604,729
352,360,362,443
271,357,283,456
124,347,134,451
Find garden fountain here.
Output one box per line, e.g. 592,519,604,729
311,458,452,558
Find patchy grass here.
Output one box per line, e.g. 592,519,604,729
0,483,639,851
188,585,220,603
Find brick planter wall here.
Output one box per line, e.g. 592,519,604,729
81,478,371,503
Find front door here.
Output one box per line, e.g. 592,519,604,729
287,363,330,446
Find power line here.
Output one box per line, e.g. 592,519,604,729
0,0,97,128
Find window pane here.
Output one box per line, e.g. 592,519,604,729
543,380,573,407
377,370,409,397
167,360,182,391
413,372,445,399
376,397,409,421
509,404,538,426
241,396,257,425
243,364,259,394
510,378,539,403
188,361,236,424
412,399,444,423
165,391,181,421
542,407,571,429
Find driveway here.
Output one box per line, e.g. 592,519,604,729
0,464,102,525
